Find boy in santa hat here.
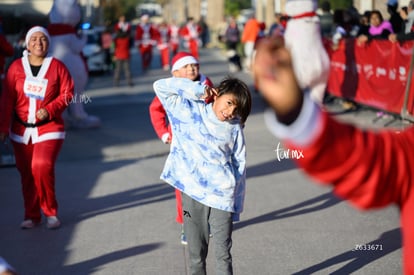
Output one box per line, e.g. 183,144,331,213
149,52,213,245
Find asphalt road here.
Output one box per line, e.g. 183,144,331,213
0,47,404,275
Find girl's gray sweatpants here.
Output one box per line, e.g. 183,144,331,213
182,193,233,275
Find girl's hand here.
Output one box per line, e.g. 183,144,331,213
253,37,303,125
36,108,49,121
202,86,218,99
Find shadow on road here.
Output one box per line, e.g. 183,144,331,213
234,192,341,231
62,243,163,274
292,228,402,274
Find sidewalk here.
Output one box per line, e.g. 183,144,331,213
0,47,403,275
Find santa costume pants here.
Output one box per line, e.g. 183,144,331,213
139,45,153,70
170,42,179,56
12,138,64,223
188,40,199,59
175,189,183,224
159,47,170,69
113,58,133,85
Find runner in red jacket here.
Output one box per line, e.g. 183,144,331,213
0,19,14,95
149,52,213,245
179,17,201,59
253,36,413,275
113,15,133,86
0,27,74,230
156,21,171,71
135,14,158,71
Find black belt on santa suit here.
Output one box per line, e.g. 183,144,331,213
14,115,52,128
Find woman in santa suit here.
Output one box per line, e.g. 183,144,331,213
156,21,171,71
0,26,74,230
135,14,158,71
169,20,180,56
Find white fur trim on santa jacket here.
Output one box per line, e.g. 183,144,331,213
1,57,74,144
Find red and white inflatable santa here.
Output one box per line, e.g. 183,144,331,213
47,0,101,128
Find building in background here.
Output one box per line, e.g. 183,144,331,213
0,0,53,16
0,0,52,34
80,0,102,26
136,2,163,17
161,0,223,28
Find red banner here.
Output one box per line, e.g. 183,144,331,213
327,38,414,116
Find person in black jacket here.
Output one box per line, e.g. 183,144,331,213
387,0,404,34
389,0,414,42
224,17,242,72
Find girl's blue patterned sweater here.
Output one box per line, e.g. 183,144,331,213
153,77,246,220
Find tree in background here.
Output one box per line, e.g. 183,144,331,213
225,0,252,18
318,0,354,11
102,0,141,26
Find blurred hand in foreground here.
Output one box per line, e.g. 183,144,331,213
252,37,303,125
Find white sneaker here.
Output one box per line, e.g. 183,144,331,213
20,219,35,229
180,231,188,245
46,216,61,229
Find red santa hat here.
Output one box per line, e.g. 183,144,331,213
171,52,198,72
